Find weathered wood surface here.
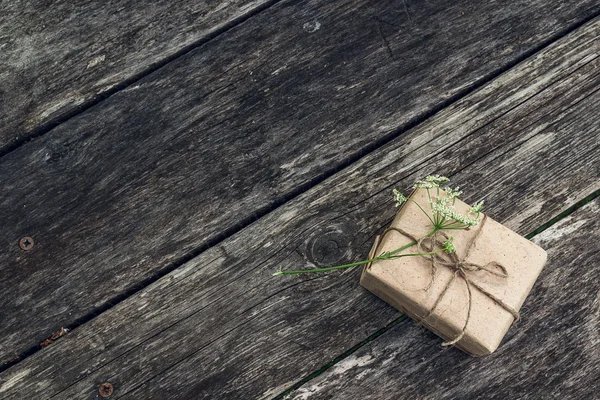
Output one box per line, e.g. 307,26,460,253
0,0,273,154
287,198,600,400
1,18,598,399
2,0,598,367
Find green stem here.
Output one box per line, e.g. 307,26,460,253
385,250,442,259
440,221,468,229
273,258,381,275
386,239,417,256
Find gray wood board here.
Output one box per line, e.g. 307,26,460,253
0,0,273,154
2,0,598,366
1,18,598,399
287,197,600,400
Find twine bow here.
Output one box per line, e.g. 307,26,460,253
374,214,520,347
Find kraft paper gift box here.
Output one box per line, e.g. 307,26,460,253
360,188,547,356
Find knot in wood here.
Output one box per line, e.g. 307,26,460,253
305,222,355,267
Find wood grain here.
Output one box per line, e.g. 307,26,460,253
2,0,598,367
0,0,274,154
287,198,600,400
0,17,598,399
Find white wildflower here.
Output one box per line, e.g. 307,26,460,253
393,189,408,206
413,180,435,189
426,175,450,185
471,200,484,214
443,186,463,199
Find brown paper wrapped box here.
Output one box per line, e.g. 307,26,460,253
360,188,547,356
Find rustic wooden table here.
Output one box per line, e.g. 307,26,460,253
1,1,599,399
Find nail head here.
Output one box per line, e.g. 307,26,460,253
19,236,34,251
98,382,114,397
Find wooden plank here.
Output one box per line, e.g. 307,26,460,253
287,197,600,400
1,18,598,399
1,0,599,367
0,0,275,154
9,0,600,157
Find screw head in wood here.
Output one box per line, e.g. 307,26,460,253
19,236,34,251
98,382,114,397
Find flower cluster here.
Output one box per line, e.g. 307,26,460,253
471,200,484,213
443,186,462,200
443,237,456,254
431,195,481,228
395,175,484,230
413,174,450,189
393,189,408,207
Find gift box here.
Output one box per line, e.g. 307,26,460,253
360,188,547,356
